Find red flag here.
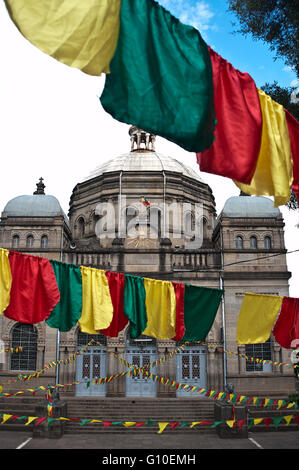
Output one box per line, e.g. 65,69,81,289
101,272,128,337
273,296,299,349
197,47,262,184
103,421,112,428
5,251,60,324
237,419,246,430
171,282,185,341
264,418,272,428
285,110,299,201
35,417,47,426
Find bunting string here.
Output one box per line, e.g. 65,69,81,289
0,346,24,355
196,341,295,369
94,340,186,371
0,412,298,433
0,340,95,388
0,367,297,411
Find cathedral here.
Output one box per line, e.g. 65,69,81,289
0,127,294,399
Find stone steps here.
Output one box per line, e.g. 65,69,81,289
63,397,215,434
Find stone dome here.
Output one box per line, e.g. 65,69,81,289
2,178,69,224
82,151,205,183
3,194,66,218
221,195,281,218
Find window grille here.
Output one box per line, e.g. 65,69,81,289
245,339,272,372
10,323,37,371
77,331,107,348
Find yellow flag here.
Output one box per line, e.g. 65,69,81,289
236,293,283,344
143,278,177,339
157,422,169,434
2,414,12,424
123,422,136,427
4,0,121,76
0,249,12,314
253,418,263,426
226,420,235,428
235,89,293,207
79,266,113,334
25,416,37,426
190,422,202,428
284,415,293,426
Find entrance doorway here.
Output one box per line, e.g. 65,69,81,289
75,332,107,397
126,334,157,397
176,343,207,396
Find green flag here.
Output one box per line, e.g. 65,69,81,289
46,261,82,332
123,275,147,339
182,285,224,341
100,0,216,153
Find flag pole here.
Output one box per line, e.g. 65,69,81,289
220,226,227,390
55,226,64,386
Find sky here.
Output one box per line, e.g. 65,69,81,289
0,0,298,295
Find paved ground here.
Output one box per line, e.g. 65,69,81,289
0,429,298,465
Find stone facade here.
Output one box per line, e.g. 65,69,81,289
0,130,295,398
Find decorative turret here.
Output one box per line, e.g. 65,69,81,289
129,126,156,152
33,177,46,195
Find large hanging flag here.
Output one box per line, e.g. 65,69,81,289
235,90,293,207
78,266,113,334
142,278,177,340
182,285,224,342
196,47,262,185
273,297,299,350
101,271,128,337
0,249,12,314
4,0,122,76
4,251,60,324
236,293,283,344
100,0,216,153
123,275,147,339
46,261,82,332
4,0,299,184
171,282,185,341
5,0,215,154
285,110,299,202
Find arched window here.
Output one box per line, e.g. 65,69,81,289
12,234,20,248
10,323,37,371
40,235,48,249
236,236,243,249
150,207,162,238
184,211,195,234
250,236,257,249
26,235,34,248
264,236,272,249
77,217,85,238
126,206,139,236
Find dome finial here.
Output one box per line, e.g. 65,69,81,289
129,126,156,152
239,190,250,197
33,177,45,195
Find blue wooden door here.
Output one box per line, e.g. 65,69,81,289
126,339,157,397
75,333,107,397
176,345,207,396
